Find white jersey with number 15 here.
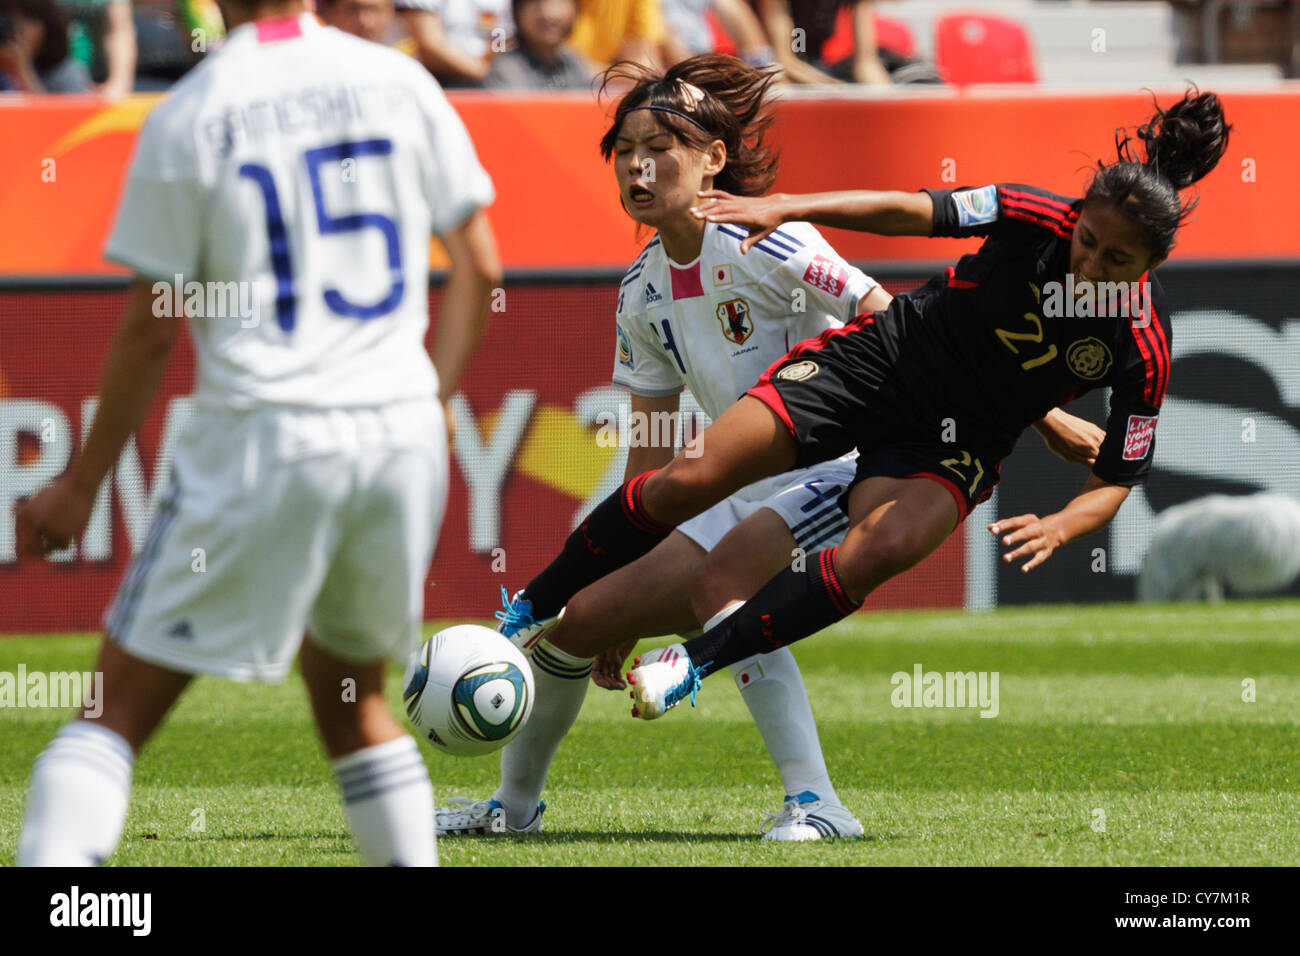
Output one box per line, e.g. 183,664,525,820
106,12,494,409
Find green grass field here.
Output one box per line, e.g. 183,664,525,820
2,600,1297,866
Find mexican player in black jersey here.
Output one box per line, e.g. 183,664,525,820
521,88,1230,720
742,178,1172,519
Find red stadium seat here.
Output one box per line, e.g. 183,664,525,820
822,9,917,64
874,15,916,59
934,12,1039,86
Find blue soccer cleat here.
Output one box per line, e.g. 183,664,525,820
435,797,545,836
759,792,864,842
494,587,560,652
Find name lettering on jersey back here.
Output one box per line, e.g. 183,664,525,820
205,83,415,157
802,255,846,298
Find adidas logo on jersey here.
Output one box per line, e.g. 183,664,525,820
645,282,662,304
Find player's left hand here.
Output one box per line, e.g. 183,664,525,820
691,190,786,253
16,475,97,558
989,514,1066,573
591,638,637,690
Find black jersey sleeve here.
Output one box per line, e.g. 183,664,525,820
1091,275,1173,486
925,184,1080,241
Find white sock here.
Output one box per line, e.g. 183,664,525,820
494,637,591,828
18,721,134,866
334,736,436,867
710,603,839,805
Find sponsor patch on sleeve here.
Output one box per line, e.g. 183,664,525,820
1122,414,1157,460
953,185,999,228
802,255,847,297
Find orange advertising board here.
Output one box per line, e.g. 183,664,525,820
0,87,1296,275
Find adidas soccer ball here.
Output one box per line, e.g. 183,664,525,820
402,624,535,757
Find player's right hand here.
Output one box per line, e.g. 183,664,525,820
692,190,786,253
16,475,97,558
442,399,456,449
591,638,638,691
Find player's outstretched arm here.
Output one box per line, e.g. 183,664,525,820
433,208,501,406
990,475,1131,573
16,279,177,556
693,189,934,252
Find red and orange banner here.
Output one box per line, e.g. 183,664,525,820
1,87,1296,275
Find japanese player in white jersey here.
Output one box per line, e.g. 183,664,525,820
435,54,1103,842
15,0,500,866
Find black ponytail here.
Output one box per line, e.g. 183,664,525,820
1085,88,1231,260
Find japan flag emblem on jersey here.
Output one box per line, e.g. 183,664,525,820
716,298,753,345
1122,415,1157,460
803,255,846,297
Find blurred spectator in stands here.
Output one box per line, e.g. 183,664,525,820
132,0,216,91
760,0,939,85
55,0,135,96
759,0,885,84
0,0,92,91
396,0,510,87
661,0,773,67
319,0,396,44
570,0,664,71
486,0,594,91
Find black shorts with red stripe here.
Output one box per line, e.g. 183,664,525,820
747,312,1002,522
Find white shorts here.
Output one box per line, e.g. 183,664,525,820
677,452,858,554
105,400,449,682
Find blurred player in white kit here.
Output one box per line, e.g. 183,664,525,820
16,0,499,866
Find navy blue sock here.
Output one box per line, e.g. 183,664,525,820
684,547,861,676
522,471,672,620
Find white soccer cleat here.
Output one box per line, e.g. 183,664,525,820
626,643,704,720
760,792,864,842
493,587,560,652
435,797,545,836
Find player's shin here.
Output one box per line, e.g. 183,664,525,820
520,471,673,620
686,547,861,675
333,735,437,867
494,637,592,826
730,643,839,806
17,721,133,866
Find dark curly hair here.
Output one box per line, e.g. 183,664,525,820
598,53,780,197
1086,88,1232,260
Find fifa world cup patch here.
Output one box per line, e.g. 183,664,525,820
1122,414,1157,460
802,255,846,297
953,185,999,227
617,324,634,368
777,360,819,382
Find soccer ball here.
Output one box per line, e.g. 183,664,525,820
402,624,535,757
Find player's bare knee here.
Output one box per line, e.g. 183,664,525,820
646,459,722,525
687,567,728,624
835,529,918,599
